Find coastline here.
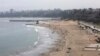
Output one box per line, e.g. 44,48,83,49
12,20,99,56
37,20,68,56
37,20,99,56
13,25,60,56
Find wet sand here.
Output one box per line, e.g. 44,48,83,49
38,20,100,56
13,20,100,56
13,25,59,56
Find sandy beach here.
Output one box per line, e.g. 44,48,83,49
38,20,100,56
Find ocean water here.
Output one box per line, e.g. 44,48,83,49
0,18,38,56
0,18,59,56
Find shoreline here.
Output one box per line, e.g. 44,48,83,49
13,25,60,56
12,20,99,56
37,20,99,56
37,21,67,56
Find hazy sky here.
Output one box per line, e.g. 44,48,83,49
0,0,100,11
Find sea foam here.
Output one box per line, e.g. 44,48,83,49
11,25,59,56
